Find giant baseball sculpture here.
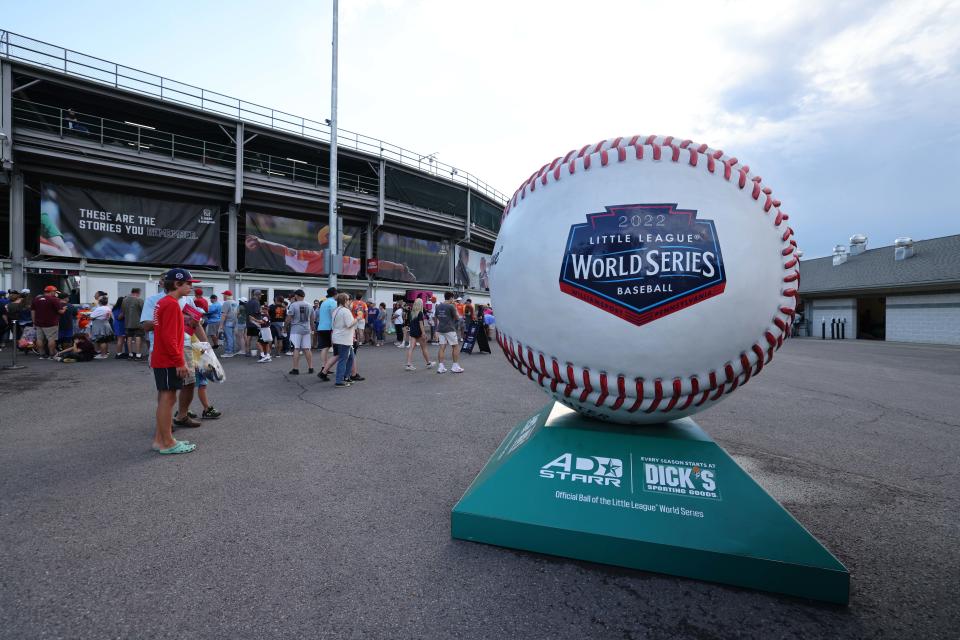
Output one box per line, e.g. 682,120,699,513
490,135,798,424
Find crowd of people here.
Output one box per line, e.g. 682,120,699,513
0,273,496,455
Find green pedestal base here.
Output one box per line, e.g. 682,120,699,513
452,402,849,604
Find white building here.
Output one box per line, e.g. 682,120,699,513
798,235,960,346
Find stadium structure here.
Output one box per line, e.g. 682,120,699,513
0,30,503,306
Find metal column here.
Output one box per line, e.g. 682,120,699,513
327,0,339,289
230,121,244,293
228,203,238,292
10,169,24,289
234,122,244,205
465,186,471,243
377,159,385,227
1,61,12,171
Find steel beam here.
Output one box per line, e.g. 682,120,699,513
234,121,244,204
10,169,24,289
377,158,385,227
1,61,12,170
228,203,238,292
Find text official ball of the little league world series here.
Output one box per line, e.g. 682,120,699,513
490,136,798,425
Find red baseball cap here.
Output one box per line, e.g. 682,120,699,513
222,290,233,296
44,285,58,292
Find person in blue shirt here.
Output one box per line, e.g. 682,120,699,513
206,294,223,350
315,287,339,381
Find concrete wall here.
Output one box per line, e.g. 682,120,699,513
886,293,960,345
809,298,856,339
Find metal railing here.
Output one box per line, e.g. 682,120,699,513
13,98,235,168
13,97,383,198
0,29,507,204
242,150,378,194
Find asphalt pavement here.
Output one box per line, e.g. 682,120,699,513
1,337,958,639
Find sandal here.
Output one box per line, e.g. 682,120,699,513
152,440,192,451
156,441,196,455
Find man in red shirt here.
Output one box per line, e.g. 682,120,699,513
151,268,199,455
31,285,65,359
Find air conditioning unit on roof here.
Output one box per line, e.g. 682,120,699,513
832,244,848,266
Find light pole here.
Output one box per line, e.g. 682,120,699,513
327,0,339,289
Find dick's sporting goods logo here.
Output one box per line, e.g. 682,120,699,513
540,453,622,487
641,457,720,500
559,203,726,327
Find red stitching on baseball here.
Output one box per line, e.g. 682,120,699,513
596,373,609,407
644,379,664,413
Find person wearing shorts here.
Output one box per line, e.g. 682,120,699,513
150,268,197,455
31,285,65,359
315,287,338,381
245,293,263,356
434,292,464,374
284,289,314,375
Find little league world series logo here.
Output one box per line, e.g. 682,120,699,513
559,203,726,326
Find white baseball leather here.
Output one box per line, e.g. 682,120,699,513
490,136,798,424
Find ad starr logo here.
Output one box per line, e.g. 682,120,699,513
539,453,623,487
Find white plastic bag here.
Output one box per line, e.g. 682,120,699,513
198,346,226,383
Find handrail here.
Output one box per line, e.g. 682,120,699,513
0,28,507,204
12,97,396,203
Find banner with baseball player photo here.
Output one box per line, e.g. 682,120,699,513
374,230,448,284
244,211,362,276
454,245,491,291
39,183,221,266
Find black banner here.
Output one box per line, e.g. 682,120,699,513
245,211,362,276
39,184,221,266
376,230,447,284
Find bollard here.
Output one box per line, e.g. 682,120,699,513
821,319,826,340
831,318,836,340
841,318,846,340
4,320,26,370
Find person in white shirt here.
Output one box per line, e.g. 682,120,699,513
331,293,357,387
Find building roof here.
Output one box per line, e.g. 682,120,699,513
798,234,960,296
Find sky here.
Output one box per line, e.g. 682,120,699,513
3,0,959,257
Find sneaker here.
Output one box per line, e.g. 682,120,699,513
288,369,299,375
405,364,416,371
395,342,406,348
258,355,272,363
135,353,143,361
317,371,330,382
308,368,314,374
37,355,48,360
437,363,447,374
201,406,222,420
451,363,464,373
350,374,365,382
334,382,351,388
285,351,294,356
175,410,199,420
222,352,235,358
426,361,436,368
94,354,108,360
62,357,76,363
172,415,202,429
53,356,63,362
